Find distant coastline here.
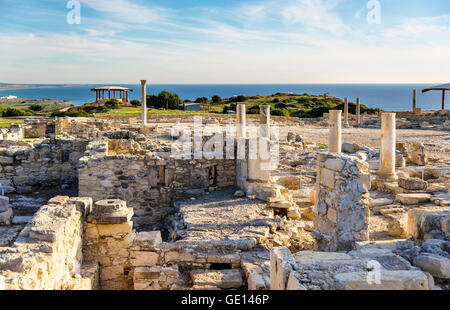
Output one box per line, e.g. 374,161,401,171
0,84,87,91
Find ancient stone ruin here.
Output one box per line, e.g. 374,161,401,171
0,96,449,290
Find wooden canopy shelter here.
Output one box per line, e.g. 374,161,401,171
422,83,450,110
91,86,133,103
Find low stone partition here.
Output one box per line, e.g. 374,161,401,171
83,199,135,290
0,196,97,290
314,153,371,251
270,246,433,290
407,206,450,241
0,138,88,192
79,140,236,228
55,117,130,140
23,119,55,138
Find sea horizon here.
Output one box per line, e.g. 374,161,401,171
0,83,444,112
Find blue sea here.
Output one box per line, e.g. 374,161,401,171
0,84,444,111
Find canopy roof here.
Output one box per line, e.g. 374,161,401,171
422,83,450,93
90,86,133,91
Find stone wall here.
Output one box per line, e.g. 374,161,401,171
314,153,371,252
0,138,88,193
0,124,24,141
23,119,55,138
0,196,97,290
78,140,236,228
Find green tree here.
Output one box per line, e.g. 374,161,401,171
130,99,141,106
195,97,209,104
147,91,183,110
211,95,222,104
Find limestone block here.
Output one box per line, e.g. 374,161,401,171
270,247,295,290
134,266,179,290
0,275,5,290
333,270,431,290
0,196,9,210
130,251,159,267
0,208,13,226
324,158,345,171
369,198,394,208
413,254,450,279
407,207,450,240
398,177,428,191
387,213,408,237
247,273,270,290
97,221,133,237
190,269,243,289
132,231,162,250
286,271,307,290
0,156,13,165
396,193,430,205
320,168,335,189
48,196,70,206
342,143,360,153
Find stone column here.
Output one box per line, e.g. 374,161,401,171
248,105,271,182
343,97,349,127
236,104,247,188
84,199,134,290
141,80,147,126
328,110,342,154
356,98,361,126
413,90,417,112
378,113,397,181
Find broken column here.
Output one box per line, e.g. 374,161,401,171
83,199,135,290
0,196,13,226
343,97,349,127
377,113,397,181
356,98,361,126
236,104,247,188
141,80,147,126
314,153,370,251
328,110,342,154
248,105,271,183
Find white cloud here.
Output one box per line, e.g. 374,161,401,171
383,14,450,44
280,0,348,34
81,0,169,24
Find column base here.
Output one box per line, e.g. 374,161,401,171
376,172,398,182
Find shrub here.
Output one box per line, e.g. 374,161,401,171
274,103,288,109
211,95,222,104
229,95,248,103
271,108,290,117
246,105,260,114
195,97,209,104
130,99,141,106
105,99,120,109
29,104,43,111
2,107,27,117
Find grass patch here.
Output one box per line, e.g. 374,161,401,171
0,118,24,128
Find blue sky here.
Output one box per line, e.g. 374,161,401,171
0,0,449,84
